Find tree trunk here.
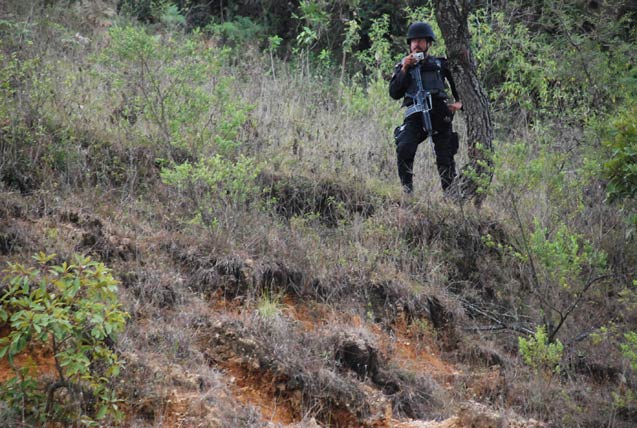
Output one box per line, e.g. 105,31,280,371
433,0,494,205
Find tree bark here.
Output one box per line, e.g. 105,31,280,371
433,0,494,205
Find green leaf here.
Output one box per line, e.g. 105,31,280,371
96,405,108,420
2,253,128,417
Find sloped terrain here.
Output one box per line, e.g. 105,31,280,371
0,180,617,428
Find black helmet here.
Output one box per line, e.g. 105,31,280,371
406,22,436,43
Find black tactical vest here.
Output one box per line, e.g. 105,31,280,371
406,56,447,100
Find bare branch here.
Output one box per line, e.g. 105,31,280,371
548,274,614,343
460,297,535,335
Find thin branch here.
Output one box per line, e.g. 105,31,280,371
548,5,597,95
548,274,614,343
460,297,535,335
464,323,534,335
509,192,547,304
51,335,66,384
567,329,598,346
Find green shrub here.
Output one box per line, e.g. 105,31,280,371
470,6,635,123
517,219,608,342
160,3,186,29
354,14,394,77
621,330,637,371
0,38,56,191
96,24,251,160
529,220,606,292
614,329,637,414
256,291,283,319
0,253,128,426
160,154,262,231
602,103,637,202
518,326,564,375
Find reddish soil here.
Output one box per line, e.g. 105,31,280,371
223,360,299,425
0,329,57,383
380,313,458,383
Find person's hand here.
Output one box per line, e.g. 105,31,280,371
448,101,463,113
401,53,419,72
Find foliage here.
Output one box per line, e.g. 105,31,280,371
205,16,265,46
471,9,558,115
528,220,606,292
487,133,611,340
160,155,262,231
518,326,564,375
290,1,333,77
0,253,128,426
621,330,637,372
160,3,186,29
515,218,608,342
341,13,403,132
470,6,637,123
339,18,360,82
256,291,283,319
354,14,394,76
601,103,637,202
96,24,250,160
0,26,75,193
2,2,637,425
295,0,331,42
614,330,637,414
490,137,588,232
0,50,52,126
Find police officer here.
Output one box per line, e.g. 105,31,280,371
389,22,463,194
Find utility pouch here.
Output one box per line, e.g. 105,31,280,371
393,125,405,144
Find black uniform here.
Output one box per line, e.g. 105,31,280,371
389,55,460,193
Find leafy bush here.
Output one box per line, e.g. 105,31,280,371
0,253,128,426
602,103,637,202
96,24,250,160
529,220,606,292
518,326,564,376
614,329,637,414
516,219,608,343
354,13,395,77
470,5,635,124
621,330,637,372
0,30,56,191
471,10,558,115
160,154,262,231
160,3,186,29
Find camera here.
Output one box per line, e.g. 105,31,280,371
413,52,424,62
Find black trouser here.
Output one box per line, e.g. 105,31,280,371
394,103,458,193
